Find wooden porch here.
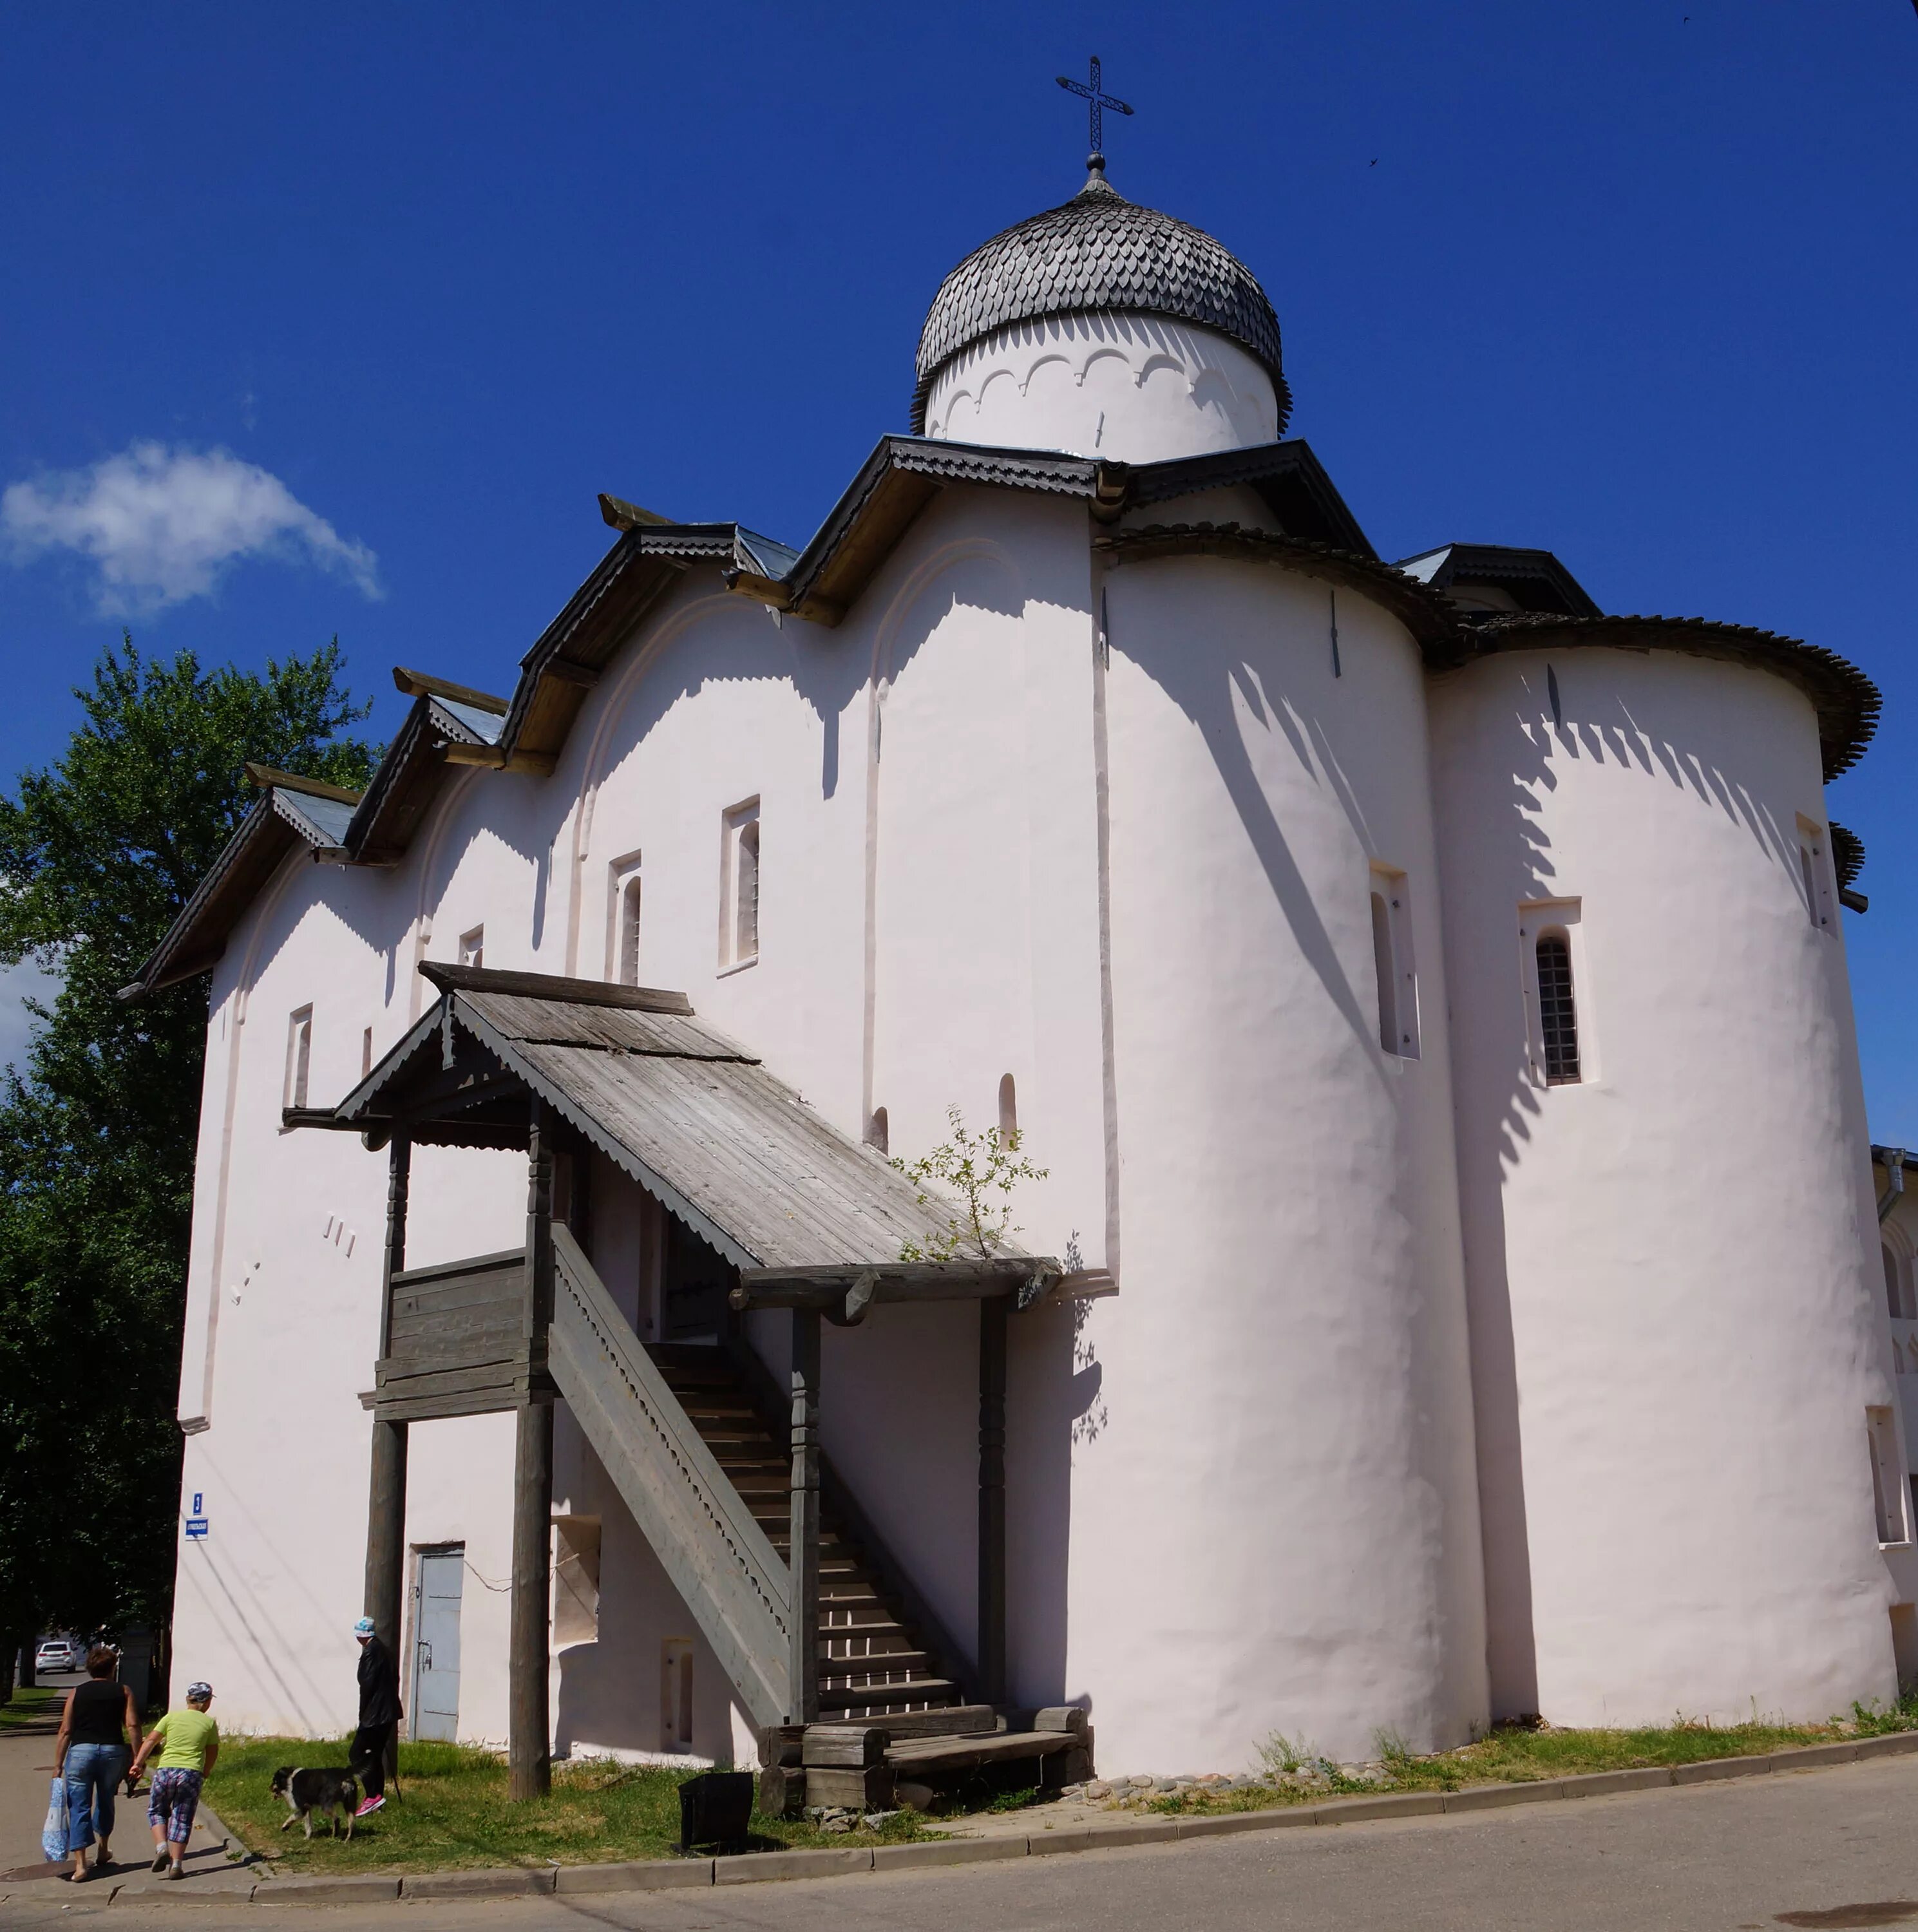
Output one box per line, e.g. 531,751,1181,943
309,963,1099,1804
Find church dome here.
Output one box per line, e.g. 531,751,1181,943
913,162,1291,442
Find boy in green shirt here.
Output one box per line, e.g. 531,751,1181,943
128,1683,219,1879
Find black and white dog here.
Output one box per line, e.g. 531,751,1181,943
270,1766,361,1839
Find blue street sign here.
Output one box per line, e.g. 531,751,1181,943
191,1493,203,1515
185,1519,208,1540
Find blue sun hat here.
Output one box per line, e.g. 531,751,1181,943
352,1618,376,1638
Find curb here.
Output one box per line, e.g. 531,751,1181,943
107,1731,1918,1907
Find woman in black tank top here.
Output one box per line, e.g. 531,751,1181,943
54,1648,140,1882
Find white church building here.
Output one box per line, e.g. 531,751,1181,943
131,149,1915,1791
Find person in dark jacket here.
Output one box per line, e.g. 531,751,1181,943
350,1617,403,1817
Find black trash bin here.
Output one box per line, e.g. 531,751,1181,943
678,1770,755,1852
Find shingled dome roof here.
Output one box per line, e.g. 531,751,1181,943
913,162,1290,434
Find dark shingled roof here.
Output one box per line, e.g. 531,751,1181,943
913,166,1289,435
1446,612,1881,784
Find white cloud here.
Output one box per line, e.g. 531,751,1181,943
1,442,381,614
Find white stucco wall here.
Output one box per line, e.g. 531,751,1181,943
163,466,1897,1770
1069,552,1490,1768
1430,645,1899,1727
923,312,1278,462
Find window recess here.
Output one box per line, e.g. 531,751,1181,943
718,799,760,972
1520,900,1590,1086
285,1006,313,1110
1869,1406,1908,1546
1367,866,1420,1059
1798,818,1836,935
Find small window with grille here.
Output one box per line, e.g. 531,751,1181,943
1535,933,1581,1084
1521,902,1590,1087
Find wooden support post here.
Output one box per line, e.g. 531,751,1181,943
509,1105,555,1801
364,1137,411,1649
787,1309,821,1726
978,1296,1008,1708
365,1134,411,1788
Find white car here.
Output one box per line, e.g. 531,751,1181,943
34,1638,82,1674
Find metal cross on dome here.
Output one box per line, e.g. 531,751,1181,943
1056,55,1133,161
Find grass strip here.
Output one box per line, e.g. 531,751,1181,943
1137,1695,1918,1818
205,1738,933,1875
0,1685,63,1731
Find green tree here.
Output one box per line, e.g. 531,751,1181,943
0,636,375,1673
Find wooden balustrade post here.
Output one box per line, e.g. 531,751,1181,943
978,1296,1008,1709
787,1309,822,1725
509,1104,555,1801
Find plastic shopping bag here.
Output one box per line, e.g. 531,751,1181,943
41,1772,68,1861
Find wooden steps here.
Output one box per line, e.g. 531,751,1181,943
888,1728,1078,1774
772,1707,1093,1812
648,1342,965,1718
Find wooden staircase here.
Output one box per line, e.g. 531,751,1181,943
648,1343,968,1723
548,1222,1091,1807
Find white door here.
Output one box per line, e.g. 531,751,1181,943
411,1548,464,1742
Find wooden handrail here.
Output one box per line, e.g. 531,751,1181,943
547,1222,791,1727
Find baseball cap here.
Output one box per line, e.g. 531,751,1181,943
352,1618,376,1638
185,1681,213,1701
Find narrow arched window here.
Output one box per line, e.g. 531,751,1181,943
736,820,759,960
1887,1246,1903,1321
1535,933,1581,1084
619,875,643,987
1369,892,1398,1055
998,1074,1018,1143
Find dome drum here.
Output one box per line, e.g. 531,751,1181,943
914,163,1291,448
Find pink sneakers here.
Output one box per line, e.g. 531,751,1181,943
354,1795,385,1818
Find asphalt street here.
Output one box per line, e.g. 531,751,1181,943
6,1748,1918,1931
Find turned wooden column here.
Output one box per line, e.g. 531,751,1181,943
977,1296,1008,1709
787,1309,822,1725
509,1104,555,1801
363,1134,411,1652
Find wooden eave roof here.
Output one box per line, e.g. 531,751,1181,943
325,963,980,1272
1094,522,1457,647
1395,542,1601,619
344,688,508,863
122,786,359,996
128,439,1881,999
757,435,1375,627
1445,612,1881,782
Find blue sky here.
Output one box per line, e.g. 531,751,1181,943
2,3,1914,1132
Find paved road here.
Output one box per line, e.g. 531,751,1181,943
10,1750,1918,1930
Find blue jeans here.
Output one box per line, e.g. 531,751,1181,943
64,1743,127,1850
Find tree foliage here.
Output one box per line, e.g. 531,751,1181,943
0,637,375,1653
893,1106,1047,1262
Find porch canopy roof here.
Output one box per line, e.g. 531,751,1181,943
303,961,1056,1305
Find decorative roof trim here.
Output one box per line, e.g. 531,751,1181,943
1094,523,1456,645
120,790,337,998
1449,613,1880,783
1396,543,1600,620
